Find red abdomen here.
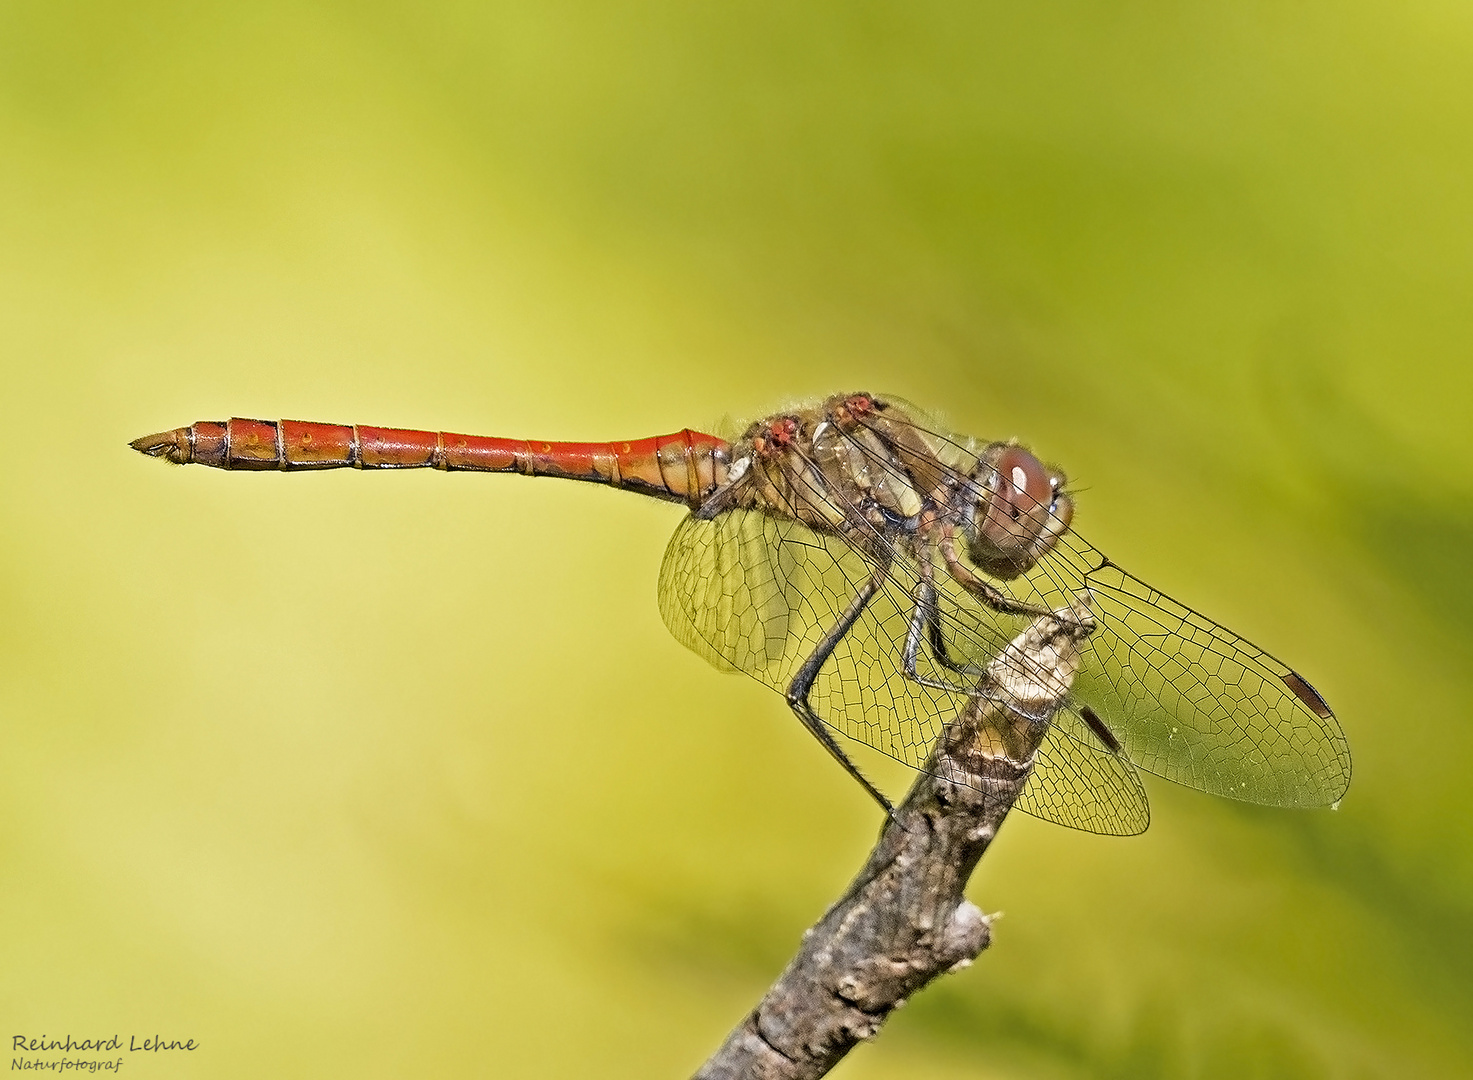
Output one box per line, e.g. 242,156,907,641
130,418,731,508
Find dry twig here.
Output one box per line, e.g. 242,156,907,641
694,598,1095,1080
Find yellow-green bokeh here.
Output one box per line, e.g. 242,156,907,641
3,2,1471,1077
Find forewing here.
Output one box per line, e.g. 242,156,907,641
983,529,1352,808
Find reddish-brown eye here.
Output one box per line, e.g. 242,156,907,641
970,444,1074,578
980,446,1051,548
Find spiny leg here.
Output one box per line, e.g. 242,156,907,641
927,604,971,674
902,578,981,693
785,561,895,816
902,548,986,688
917,550,977,674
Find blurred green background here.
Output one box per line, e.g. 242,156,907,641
3,2,1471,1077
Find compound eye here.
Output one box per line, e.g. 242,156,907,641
980,446,1052,548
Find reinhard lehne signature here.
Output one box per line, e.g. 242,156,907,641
12,1034,199,1072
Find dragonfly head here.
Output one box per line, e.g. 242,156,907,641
966,443,1073,578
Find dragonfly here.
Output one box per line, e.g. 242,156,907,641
130,391,1351,835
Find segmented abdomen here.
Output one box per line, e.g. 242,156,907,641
130,418,730,507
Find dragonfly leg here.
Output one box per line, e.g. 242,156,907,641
785,563,896,816
926,607,971,673
917,559,986,675
939,534,1055,619
908,554,967,671
901,579,982,693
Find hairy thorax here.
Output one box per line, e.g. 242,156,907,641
723,393,967,539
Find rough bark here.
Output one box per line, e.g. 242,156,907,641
693,599,1094,1080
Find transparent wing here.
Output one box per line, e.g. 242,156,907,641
657,510,793,674
1016,708,1150,835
